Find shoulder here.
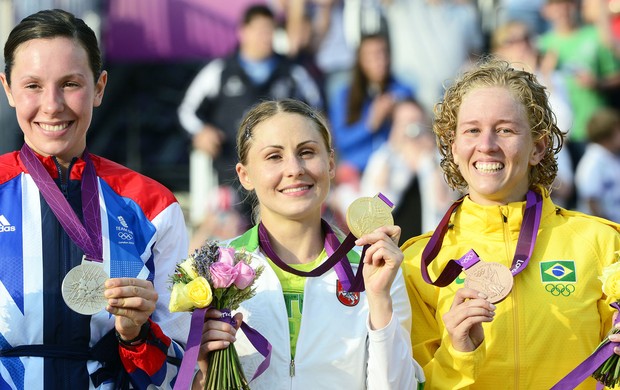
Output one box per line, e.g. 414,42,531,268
92,155,178,220
552,207,620,238
0,152,22,185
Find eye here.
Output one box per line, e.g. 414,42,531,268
463,127,480,134
497,127,514,134
266,152,282,161
63,81,81,88
24,83,40,90
299,148,316,158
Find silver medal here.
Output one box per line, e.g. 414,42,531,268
61,262,109,315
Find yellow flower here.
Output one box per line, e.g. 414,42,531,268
169,282,195,312
603,272,620,301
179,258,199,279
186,277,213,308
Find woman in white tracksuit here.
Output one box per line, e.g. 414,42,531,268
192,99,424,389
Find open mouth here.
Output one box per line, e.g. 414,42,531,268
475,162,504,173
39,122,72,132
280,185,311,194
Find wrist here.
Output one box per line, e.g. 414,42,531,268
116,320,151,348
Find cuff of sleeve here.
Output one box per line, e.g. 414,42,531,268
118,320,172,376
367,313,397,341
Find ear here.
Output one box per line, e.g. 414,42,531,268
93,70,107,107
0,73,15,107
451,141,459,167
236,162,254,191
529,135,548,166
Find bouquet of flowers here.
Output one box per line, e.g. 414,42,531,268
592,251,620,387
169,241,264,390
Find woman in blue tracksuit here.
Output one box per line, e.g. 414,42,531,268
0,9,189,388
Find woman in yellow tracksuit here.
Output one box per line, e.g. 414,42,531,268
401,57,620,389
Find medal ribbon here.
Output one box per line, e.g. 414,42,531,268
258,193,394,293
20,144,103,262
421,190,543,287
258,220,366,292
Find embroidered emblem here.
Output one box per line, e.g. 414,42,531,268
544,283,575,297
0,215,16,233
336,280,360,307
540,261,576,283
455,274,466,285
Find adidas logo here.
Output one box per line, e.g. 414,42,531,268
0,215,16,233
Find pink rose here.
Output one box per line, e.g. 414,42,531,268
233,261,256,289
210,262,238,288
218,247,236,266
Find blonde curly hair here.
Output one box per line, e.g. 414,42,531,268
434,56,564,194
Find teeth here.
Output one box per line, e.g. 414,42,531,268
475,162,504,173
282,186,310,194
40,123,68,132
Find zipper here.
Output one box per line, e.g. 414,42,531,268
289,358,295,377
501,206,520,389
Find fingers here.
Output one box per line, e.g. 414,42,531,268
200,309,241,354
105,278,157,322
444,288,496,331
355,225,403,267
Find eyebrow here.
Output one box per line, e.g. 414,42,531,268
259,139,319,151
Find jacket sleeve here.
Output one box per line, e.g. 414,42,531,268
401,238,485,390
177,59,224,135
119,202,191,388
366,268,425,389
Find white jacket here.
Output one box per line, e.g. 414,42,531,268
227,225,425,390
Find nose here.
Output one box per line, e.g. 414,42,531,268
477,130,499,153
41,87,64,114
285,156,305,177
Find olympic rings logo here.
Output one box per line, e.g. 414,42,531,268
545,283,575,297
118,231,133,241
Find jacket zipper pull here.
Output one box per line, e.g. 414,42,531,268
290,358,295,377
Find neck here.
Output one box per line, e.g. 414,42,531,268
261,216,325,264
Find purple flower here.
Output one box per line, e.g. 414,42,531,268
233,261,256,289
210,262,238,288
218,247,236,266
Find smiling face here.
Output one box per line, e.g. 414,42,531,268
0,37,106,166
451,86,546,205
236,112,335,225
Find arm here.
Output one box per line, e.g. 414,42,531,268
356,226,424,388
110,202,191,388
401,240,489,389
177,60,225,136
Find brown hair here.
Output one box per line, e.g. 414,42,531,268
433,56,564,193
4,9,102,85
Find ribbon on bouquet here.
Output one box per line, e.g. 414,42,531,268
173,307,272,390
551,302,620,389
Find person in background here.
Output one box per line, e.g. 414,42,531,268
178,4,323,246
575,106,620,222
192,99,425,389
539,0,620,166
491,19,575,207
0,9,189,388
401,57,620,389
329,98,456,242
328,33,413,180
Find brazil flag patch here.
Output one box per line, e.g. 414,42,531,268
540,261,576,283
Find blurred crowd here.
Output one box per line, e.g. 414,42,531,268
2,0,620,249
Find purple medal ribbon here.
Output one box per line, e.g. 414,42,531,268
551,302,620,389
258,220,367,292
173,307,272,390
421,190,543,286
20,144,102,262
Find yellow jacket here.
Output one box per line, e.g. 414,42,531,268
402,195,620,389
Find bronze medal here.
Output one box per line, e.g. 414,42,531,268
464,262,514,303
346,195,394,238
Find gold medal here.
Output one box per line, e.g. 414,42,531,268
61,262,109,315
464,262,514,303
346,194,394,238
